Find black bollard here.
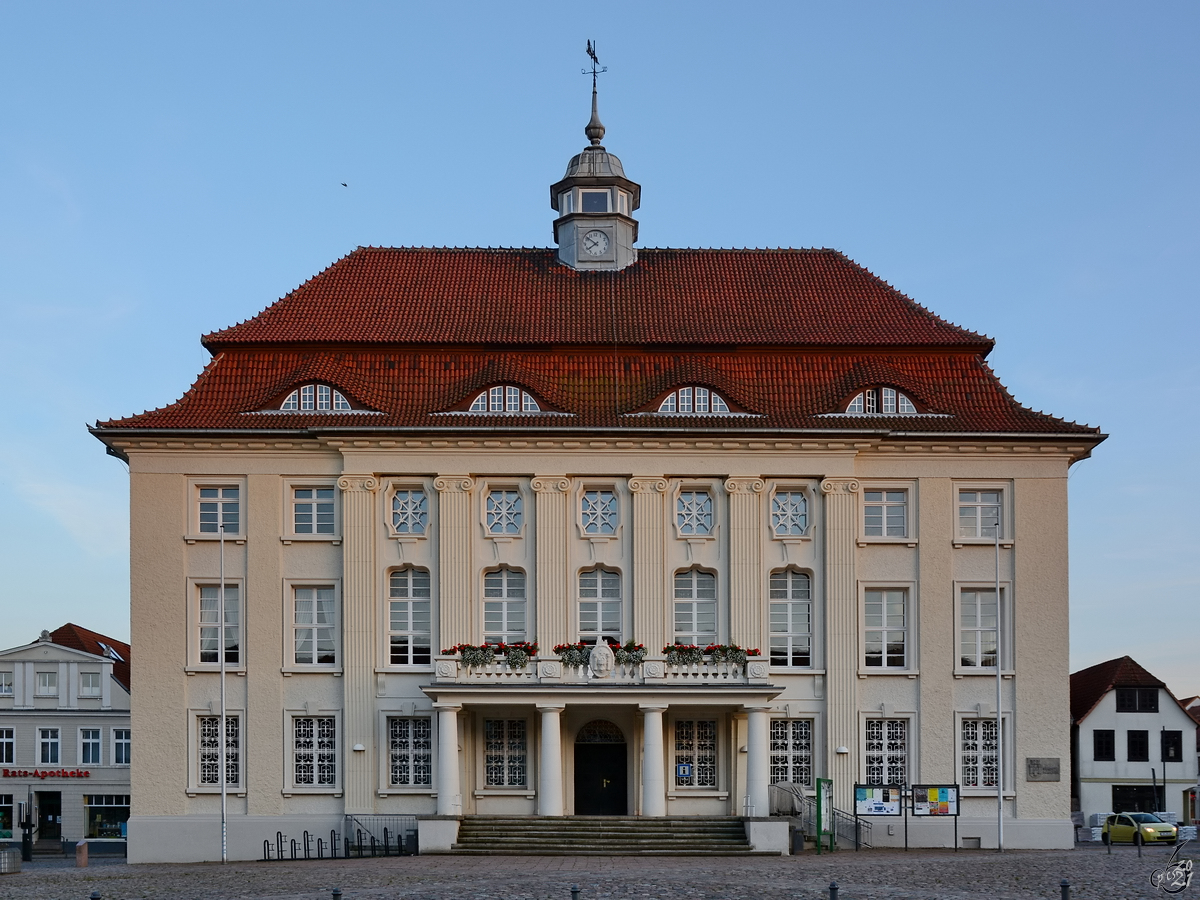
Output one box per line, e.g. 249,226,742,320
1136,832,1143,858
332,890,342,900
1060,878,1070,900
829,880,839,900
571,885,580,900
90,892,102,900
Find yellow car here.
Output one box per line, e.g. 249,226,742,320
1102,812,1178,845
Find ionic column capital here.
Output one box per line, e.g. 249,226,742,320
628,477,668,494
535,702,567,713
337,475,380,493
820,478,861,495
433,476,475,494
723,477,765,495
531,476,571,494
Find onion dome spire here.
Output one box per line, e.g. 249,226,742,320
586,87,605,146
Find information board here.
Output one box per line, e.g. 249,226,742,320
911,784,960,817
854,784,904,816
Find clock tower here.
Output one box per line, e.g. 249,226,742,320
550,82,640,271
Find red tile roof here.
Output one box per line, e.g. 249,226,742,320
203,247,992,349
49,623,131,692
1070,656,1166,724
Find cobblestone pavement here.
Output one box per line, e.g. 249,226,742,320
0,843,1192,900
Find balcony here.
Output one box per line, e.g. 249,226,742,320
431,656,772,687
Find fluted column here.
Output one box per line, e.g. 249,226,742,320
434,477,476,649
629,477,668,654
537,704,565,816
435,703,462,815
745,706,771,817
725,478,766,649
640,705,667,817
821,477,860,811
337,474,380,814
531,477,571,650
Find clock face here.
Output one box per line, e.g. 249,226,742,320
582,229,610,257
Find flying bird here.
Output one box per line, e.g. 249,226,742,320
341,182,347,187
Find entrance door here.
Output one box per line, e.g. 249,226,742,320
574,720,628,815
37,792,61,842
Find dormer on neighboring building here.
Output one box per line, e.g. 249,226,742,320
0,624,131,711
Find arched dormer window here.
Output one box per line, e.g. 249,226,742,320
846,387,918,415
657,387,731,415
469,386,541,413
281,384,352,411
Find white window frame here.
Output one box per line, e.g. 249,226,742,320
673,483,718,541
112,728,131,767
860,582,917,674
187,710,243,795
0,728,14,765
954,581,1013,675
673,568,718,647
79,671,102,698
387,567,433,668
281,480,340,544
385,481,432,543
483,567,527,645
385,715,435,789
286,712,341,794
862,716,910,786
185,477,247,543
668,715,726,798
845,387,919,415
769,486,813,542
479,716,531,793
186,577,245,673
0,671,11,696
79,727,103,766
578,566,623,645
858,483,917,546
279,383,352,411
284,581,341,672
576,484,621,541
467,385,542,414
956,713,1014,796
35,671,58,697
579,188,612,213
481,483,526,540
953,482,1013,547
769,718,814,788
769,569,813,669
376,706,437,794
39,727,61,765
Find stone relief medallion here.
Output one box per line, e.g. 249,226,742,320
643,661,664,678
748,662,768,678
588,641,616,678
538,661,562,678
435,661,455,678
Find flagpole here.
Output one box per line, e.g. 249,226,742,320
219,520,228,864
995,520,1004,853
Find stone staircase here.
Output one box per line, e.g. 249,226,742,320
451,815,772,856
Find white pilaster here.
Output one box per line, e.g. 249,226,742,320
629,478,668,654
435,703,462,816
745,706,771,817
531,477,571,650
434,477,476,648
821,477,860,811
537,704,565,816
640,704,667,817
725,478,766,649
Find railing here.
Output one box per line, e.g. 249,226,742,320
432,656,772,686
768,782,872,849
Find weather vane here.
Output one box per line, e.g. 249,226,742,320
583,40,607,91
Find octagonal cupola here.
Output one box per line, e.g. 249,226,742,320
551,76,640,271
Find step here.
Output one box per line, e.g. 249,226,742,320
448,815,761,856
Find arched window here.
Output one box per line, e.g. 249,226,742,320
657,386,731,414
578,567,621,645
469,386,541,413
845,388,917,415
280,384,352,411
483,567,526,644
388,568,431,666
769,570,812,668
673,568,717,646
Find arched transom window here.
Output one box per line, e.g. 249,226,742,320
657,387,731,414
469,386,541,413
846,388,917,415
281,385,352,411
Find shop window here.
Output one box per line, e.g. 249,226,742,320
84,794,130,839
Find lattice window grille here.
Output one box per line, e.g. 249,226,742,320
581,490,618,534
388,717,433,786
961,719,1000,788
294,717,337,786
864,719,907,786
392,490,429,534
486,490,523,534
674,719,717,787
484,719,527,787
676,491,714,535
771,491,808,535
770,719,813,787
198,715,239,786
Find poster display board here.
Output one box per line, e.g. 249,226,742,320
911,784,960,817
815,778,835,853
854,784,904,816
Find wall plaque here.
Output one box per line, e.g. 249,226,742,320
1025,757,1061,781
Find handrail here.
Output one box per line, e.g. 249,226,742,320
768,782,872,848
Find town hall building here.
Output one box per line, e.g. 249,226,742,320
92,81,1104,861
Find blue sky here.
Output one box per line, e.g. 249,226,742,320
2,2,1196,694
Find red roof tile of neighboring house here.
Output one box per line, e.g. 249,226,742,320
202,247,991,349
49,623,130,692
1070,656,1167,724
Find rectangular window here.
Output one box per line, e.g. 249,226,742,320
1127,730,1149,762
113,729,131,766
294,717,337,786
958,490,1001,539
0,672,11,695
293,487,335,534
388,717,433,786
578,567,622,645
198,486,239,534
36,671,58,696
483,568,526,644
863,490,907,537
1093,729,1115,761
0,728,13,765
293,586,337,665
673,569,717,646
676,491,714,535
1162,730,1183,763
484,719,527,787
769,719,812,787
674,719,717,787
83,794,130,839
198,716,239,785
81,728,102,765
771,491,809,536
581,490,618,535
39,728,60,765
1115,687,1159,712
485,490,523,535
769,570,812,667
80,672,102,697
389,568,432,665
0,794,11,840
199,584,240,665
960,719,1000,789
864,589,907,668
959,588,1002,668
581,190,610,212
864,719,907,785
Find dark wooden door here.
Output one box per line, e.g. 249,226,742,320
37,791,61,841
574,743,628,815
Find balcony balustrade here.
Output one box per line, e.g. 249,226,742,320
431,656,772,686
